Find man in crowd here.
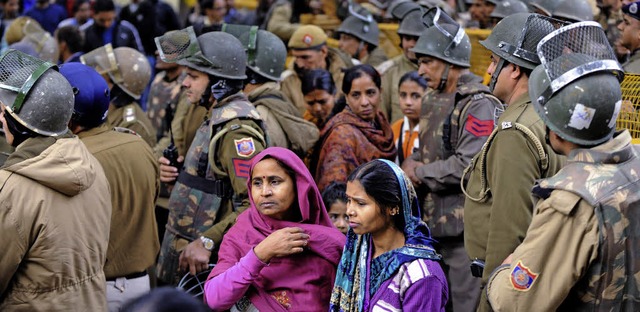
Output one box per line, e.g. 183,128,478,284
618,0,640,73
0,50,111,310
462,13,565,311
487,22,638,311
155,29,267,285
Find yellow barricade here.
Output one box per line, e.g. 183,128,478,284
617,73,640,144
234,0,258,10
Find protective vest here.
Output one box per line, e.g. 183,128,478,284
534,142,640,311
166,95,265,242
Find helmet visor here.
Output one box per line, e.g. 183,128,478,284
0,49,54,114
429,7,465,56
154,26,200,63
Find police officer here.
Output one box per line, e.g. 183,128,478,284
81,44,157,147
401,8,501,312
59,63,160,311
0,50,111,310
146,51,186,144
618,1,640,73
154,29,267,285
487,22,636,311
462,13,565,312
488,0,529,27
596,0,625,61
224,25,319,157
337,10,388,67
281,24,354,115
377,2,426,123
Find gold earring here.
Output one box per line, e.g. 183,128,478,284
390,207,399,216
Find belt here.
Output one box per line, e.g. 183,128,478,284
106,271,147,282
177,171,232,198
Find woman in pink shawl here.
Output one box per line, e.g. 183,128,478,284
204,147,346,311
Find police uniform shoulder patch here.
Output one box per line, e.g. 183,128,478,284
465,114,494,137
232,158,252,178
510,260,538,291
375,59,396,75
124,106,137,123
234,138,256,157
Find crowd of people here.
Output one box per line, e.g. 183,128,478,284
0,0,639,311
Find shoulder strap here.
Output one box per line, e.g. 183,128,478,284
461,121,548,203
208,121,267,177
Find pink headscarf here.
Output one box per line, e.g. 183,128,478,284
209,147,345,311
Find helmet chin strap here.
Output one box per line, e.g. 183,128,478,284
353,41,365,60
437,65,451,92
489,58,507,93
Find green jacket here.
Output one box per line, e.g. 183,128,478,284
462,92,565,312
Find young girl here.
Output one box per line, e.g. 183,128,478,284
322,181,349,235
391,71,427,165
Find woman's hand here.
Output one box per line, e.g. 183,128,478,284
159,155,183,183
254,227,310,263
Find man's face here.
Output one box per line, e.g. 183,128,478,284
94,10,116,28
182,68,210,104
338,33,362,58
206,0,227,23
75,2,91,24
486,53,513,102
470,0,496,26
292,47,327,71
417,55,448,90
618,14,640,51
401,35,418,61
3,0,19,18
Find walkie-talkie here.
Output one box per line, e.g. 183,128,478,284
163,127,181,171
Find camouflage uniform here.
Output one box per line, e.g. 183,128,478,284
107,103,157,147
487,130,640,311
463,93,565,312
409,72,499,312
281,47,353,115
156,93,266,285
376,53,419,124
146,70,185,143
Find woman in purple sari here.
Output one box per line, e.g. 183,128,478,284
204,147,345,312
330,159,449,311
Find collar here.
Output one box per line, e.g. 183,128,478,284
568,130,634,165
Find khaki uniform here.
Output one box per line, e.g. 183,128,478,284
146,70,185,143
362,46,388,68
410,72,499,312
281,47,353,115
463,93,565,312
264,0,298,42
487,131,640,311
0,136,111,311
623,49,640,74
107,103,157,147
157,93,266,285
78,124,160,280
248,82,319,157
377,53,419,124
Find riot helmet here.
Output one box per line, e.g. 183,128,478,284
397,8,428,37
0,50,74,142
59,63,111,129
337,9,380,47
490,0,530,21
552,0,594,23
480,13,565,91
222,24,287,82
530,0,555,16
530,21,624,146
156,27,247,80
80,44,151,100
411,8,471,68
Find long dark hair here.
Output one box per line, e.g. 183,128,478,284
347,160,406,231
301,69,336,96
398,71,427,90
342,64,381,95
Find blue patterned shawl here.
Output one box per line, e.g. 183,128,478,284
329,159,441,312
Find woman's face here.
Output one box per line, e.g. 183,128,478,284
304,89,335,122
251,158,296,220
345,180,392,236
398,80,425,122
346,75,380,122
328,200,349,234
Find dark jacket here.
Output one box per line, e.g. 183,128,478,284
83,19,144,54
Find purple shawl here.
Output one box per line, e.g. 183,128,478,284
208,147,345,311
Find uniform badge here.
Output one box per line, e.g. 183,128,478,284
233,158,252,179
465,114,493,137
302,34,313,46
510,260,538,291
631,3,637,14
234,138,256,157
501,121,512,129
124,106,136,123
